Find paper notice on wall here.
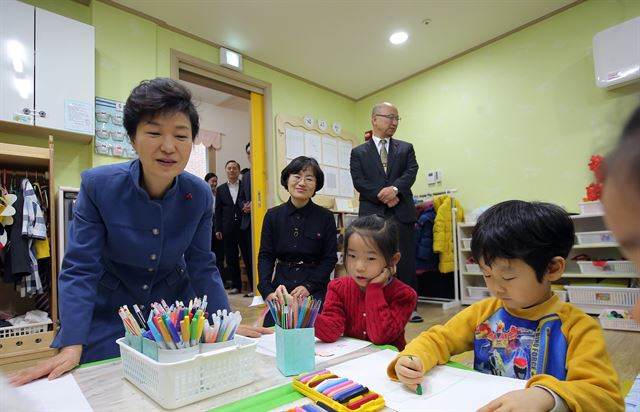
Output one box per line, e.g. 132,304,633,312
65,99,93,134
322,136,338,167
285,128,304,159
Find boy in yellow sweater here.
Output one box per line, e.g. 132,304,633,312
388,200,624,412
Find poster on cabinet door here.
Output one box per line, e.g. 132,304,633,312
94,97,137,158
65,100,93,134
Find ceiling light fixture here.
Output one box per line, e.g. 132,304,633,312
389,31,408,45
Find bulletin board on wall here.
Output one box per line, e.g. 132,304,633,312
275,114,359,211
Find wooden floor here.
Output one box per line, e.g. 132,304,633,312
228,294,640,383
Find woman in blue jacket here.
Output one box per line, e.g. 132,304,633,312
11,78,270,385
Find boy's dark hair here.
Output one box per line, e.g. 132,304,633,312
280,156,325,194
605,104,640,190
204,172,217,181
123,78,199,141
344,215,399,267
225,160,240,169
471,200,574,282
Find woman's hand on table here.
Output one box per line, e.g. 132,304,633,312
235,324,274,338
9,345,82,386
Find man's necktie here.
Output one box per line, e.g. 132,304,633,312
379,139,388,172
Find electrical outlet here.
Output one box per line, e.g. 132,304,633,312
427,171,436,185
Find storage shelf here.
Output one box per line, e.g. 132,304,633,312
571,213,605,219
461,271,483,276
0,121,92,144
562,272,639,279
0,142,49,166
573,243,619,249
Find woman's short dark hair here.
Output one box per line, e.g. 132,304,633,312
344,215,399,267
471,200,574,282
204,172,217,182
280,156,324,195
605,104,640,191
123,78,199,142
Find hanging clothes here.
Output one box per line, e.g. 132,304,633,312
19,178,46,297
432,195,465,273
415,203,439,273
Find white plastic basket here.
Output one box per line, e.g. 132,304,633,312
577,260,637,274
467,286,491,299
598,309,640,332
565,286,640,306
0,321,51,339
578,201,603,215
461,238,472,249
465,263,481,273
575,230,616,245
553,290,568,302
117,335,257,409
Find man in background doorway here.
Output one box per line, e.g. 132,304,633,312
350,102,423,322
205,172,226,287
215,160,249,294
240,142,253,297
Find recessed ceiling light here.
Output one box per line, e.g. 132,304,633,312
389,31,408,45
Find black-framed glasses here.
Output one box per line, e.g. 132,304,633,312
374,114,401,121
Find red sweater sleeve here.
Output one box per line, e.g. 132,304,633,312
314,279,346,343
365,280,416,347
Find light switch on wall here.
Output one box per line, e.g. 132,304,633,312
435,169,443,183
427,171,436,185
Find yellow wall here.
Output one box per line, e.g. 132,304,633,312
355,0,640,213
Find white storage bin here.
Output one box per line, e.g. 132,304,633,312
578,201,603,215
467,286,491,299
577,260,637,274
575,230,616,245
565,286,640,306
598,309,640,332
0,321,51,338
553,290,568,302
465,263,481,273
117,335,257,409
461,238,472,249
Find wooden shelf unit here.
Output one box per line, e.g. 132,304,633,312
0,137,59,372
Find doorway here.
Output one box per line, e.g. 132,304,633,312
171,49,272,297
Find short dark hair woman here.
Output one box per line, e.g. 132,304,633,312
257,156,338,326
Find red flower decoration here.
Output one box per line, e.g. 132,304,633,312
185,193,193,200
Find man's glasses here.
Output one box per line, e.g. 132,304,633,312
374,114,401,121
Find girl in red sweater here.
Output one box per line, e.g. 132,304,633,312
313,215,417,350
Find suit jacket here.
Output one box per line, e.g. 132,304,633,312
350,137,419,223
240,169,251,230
215,182,242,235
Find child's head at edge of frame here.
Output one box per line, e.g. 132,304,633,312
471,200,575,310
602,104,640,321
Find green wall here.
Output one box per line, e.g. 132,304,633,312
5,0,640,213
355,0,640,214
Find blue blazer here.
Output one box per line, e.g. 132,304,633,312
52,160,230,362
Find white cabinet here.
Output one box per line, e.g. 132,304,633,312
457,214,639,314
0,0,94,137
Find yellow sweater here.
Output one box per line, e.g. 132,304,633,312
432,196,464,273
388,295,624,412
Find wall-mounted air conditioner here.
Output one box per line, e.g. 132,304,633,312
593,16,640,89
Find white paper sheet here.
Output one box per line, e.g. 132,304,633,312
329,349,526,412
321,136,339,167
338,169,354,198
338,140,353,169
256,334,371,364
285,128,305,159
304,132,322,162
14,373,93,412
322,166,339,196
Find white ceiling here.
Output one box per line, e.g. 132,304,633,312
180,80,250,112
114,0,578,100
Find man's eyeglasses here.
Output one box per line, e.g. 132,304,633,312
374,114,401,121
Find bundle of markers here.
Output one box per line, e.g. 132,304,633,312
118,296,242,350
266,295,321,329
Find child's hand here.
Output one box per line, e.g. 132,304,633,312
476,387,555,412
371,267,392,285
395,355,424,393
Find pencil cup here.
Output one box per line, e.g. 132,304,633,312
155,344,199,363
200,338,237,354
275,325,315,376
125,330,142,353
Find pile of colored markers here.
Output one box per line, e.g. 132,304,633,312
266,296,321,329
117,296,242,350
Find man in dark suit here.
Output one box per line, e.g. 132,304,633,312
239,142,253,297
215,160,250,294
350,102,423,322
205,172,226,287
